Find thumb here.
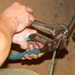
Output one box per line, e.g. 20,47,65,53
17,37,27,49
13,34,28,49
23,28,37,38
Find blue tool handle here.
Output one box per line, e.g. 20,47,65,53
8,48,40,60
26,37,31,41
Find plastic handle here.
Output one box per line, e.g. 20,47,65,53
26,37,31,41
8,48,40,60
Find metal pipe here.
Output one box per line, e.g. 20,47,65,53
67,14,75,31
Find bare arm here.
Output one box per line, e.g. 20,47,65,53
0,18,15,66
0,2,34,66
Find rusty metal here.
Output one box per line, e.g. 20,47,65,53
32,20,68,37
31,14,75,50
28,33,66,53
31,20,68,51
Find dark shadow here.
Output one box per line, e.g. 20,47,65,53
72,32,75,42
10,43,25,52
55,48,68,58
1,61,8,68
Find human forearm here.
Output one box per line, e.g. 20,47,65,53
0,18,15,66
0,32,11,66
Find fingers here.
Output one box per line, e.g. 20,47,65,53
26,7,33,14
12,33,28,49
19,5,34,25
23,28,37,38
23,54,32,60
29,42,44,59
11,2,20,8
29,14,35,23
19,39,27,49
22,52,44,60
13,28,44,60
13,28,37,49
17,37,28,49
19,5,33,14
12,2,33,13
22,42,38,60
27,42,38,59
15,7,34,32
2,2,35,33
38,53,44,58
21,41,44,60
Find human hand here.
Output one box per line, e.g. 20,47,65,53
0,2,41,66
1,2,34,33
0,2,44,60
21,41,44,60
12,28,44,60
1,2,43,60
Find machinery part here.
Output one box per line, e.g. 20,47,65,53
32,20,68,37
